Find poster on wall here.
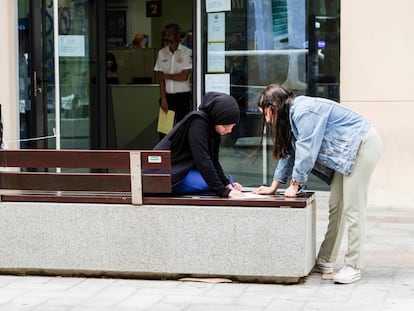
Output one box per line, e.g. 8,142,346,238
205,74,230,94
206,0,231,13
106,10,127,48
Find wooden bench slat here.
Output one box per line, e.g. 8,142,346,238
0,192,312,207
0,150,171,170
0,172,171,193
0,193,132,204
143,193,313,208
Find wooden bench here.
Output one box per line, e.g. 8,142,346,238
0,149,316,283
0,149,171,205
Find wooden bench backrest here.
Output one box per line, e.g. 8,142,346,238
0,149,314,208
0,149,171,205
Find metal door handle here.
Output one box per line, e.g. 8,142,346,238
33,70,43,96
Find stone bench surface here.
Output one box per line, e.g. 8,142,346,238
0,194,316,283
0,149,316,283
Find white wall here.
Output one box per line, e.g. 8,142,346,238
0,1,18,148
341,0,414,208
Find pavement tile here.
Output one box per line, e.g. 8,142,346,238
264,299,306,311
112,279,182,288
233,291,277,307
149,302,188,311
4,295,48,309
161,294,235,305
90,286,138,300
184,305,263,311
137,282,215,297
204,283,249,297
0,305,35,311
383,297,414,311
0,289,27,304
31,306,71,311
116,293,163,309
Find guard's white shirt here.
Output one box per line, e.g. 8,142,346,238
154,43,192,94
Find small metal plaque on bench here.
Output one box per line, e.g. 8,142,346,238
148,155,162,163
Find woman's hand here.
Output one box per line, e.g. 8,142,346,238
253,186,275,195
253,180,280,195
284,184,299,197
228,182,242,191
229,189,245,198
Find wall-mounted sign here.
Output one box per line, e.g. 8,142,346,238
146,1,162,17
206,0,231,13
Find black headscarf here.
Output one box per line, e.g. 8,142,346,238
199,92,240,125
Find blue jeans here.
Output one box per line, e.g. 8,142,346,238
173,169,210,194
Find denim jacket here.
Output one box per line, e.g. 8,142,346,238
273,96,371,184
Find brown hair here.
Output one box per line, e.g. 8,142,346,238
257,84,295,159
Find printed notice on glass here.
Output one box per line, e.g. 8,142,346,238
206,0,231,13
208,13,225,42
208,42,225,73
58,35,85,57
205,73,230,94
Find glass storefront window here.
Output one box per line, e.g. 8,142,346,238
201,0,340,190
17,0,95,150
50,1,93,149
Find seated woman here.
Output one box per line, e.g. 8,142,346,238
155,92,244,198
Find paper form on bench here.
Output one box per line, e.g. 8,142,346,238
240,192,272,199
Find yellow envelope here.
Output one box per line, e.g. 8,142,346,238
157,108,175,134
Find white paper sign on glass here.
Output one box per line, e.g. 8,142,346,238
206,0,231,13
58,35,85,57
205,73,230,94
207,42,225,73
208,12,225,42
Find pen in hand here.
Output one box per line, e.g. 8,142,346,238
228,173,235,188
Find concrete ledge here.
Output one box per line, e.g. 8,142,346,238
0,200,316,283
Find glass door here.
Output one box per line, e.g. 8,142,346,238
18,0,47,148
17,0,101,150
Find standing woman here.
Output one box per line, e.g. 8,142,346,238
254,84,382,284
155,92,244,198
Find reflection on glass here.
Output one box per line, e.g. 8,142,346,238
203,0,339,190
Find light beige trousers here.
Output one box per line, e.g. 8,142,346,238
317,126,383,269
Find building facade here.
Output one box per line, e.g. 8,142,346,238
1,0,413,207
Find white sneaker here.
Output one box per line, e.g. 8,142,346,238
313,258,334,274
334,266,361,284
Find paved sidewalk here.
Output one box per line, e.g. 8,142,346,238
0,192,413,311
